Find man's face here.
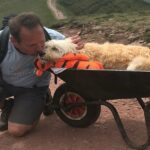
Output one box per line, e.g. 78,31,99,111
12,25,46,55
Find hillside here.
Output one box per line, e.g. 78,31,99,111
51,0,150,47
0,0,149,46
0,0,57,26
58,0,150,15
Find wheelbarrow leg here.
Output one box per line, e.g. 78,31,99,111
100,100,150,150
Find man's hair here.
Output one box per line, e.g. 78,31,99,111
9,12,43,42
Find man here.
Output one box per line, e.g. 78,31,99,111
0,12,84,136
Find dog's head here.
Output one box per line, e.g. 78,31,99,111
40,38,77,63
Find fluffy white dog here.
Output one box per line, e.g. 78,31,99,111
41,38,150,71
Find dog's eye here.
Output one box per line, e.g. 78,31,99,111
51,47,58,51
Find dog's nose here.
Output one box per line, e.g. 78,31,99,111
38,51,45,57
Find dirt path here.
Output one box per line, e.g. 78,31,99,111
0,75,149,150
47,0,67,20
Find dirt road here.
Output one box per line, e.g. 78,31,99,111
47,0,67,20
0,75,149,150
0,102,148,150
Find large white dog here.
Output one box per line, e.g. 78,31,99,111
41,38,150,71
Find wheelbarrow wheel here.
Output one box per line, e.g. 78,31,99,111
53,83,101,128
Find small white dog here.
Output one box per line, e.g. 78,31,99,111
42,38,150,71
43,38,77,63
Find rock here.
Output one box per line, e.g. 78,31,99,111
128,34,140,43
143,28,150,43
92,25,102,30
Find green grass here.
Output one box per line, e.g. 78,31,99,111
0,0,57,27
0,0,149,39
55,0,150,38
58,0,150,16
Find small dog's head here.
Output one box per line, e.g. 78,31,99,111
40,39,77,63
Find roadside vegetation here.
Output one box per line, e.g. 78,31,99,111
55,0,150,45
58,0,150,15
0,0,57,27
0,0,149,45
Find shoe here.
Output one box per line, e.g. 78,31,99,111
0,119,8,131
0,98,14,131
43,91,54,116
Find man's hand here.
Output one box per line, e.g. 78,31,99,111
70,35,84,50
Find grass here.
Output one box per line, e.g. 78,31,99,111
58,0,150,16
0,0,57,27
0,0,149,44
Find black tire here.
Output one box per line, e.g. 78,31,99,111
53,83,101,128
43,90,54,116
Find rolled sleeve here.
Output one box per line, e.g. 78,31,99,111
44,27,65,40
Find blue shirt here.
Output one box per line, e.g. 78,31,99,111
0,27,65,88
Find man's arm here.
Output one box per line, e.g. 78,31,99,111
44,27,84,50
44,27,65,40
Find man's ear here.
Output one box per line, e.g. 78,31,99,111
10,36,19,46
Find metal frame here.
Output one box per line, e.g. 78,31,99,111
52,97,150,150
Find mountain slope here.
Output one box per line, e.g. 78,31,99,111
58,0,150,15
0,0,56,26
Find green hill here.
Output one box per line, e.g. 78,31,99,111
0,0,57,27
58,0,150,15
55,0,150,45
0,0,149,44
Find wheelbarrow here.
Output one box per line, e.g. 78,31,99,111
50,69,150,150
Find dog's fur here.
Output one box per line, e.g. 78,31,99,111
42,38,150,71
